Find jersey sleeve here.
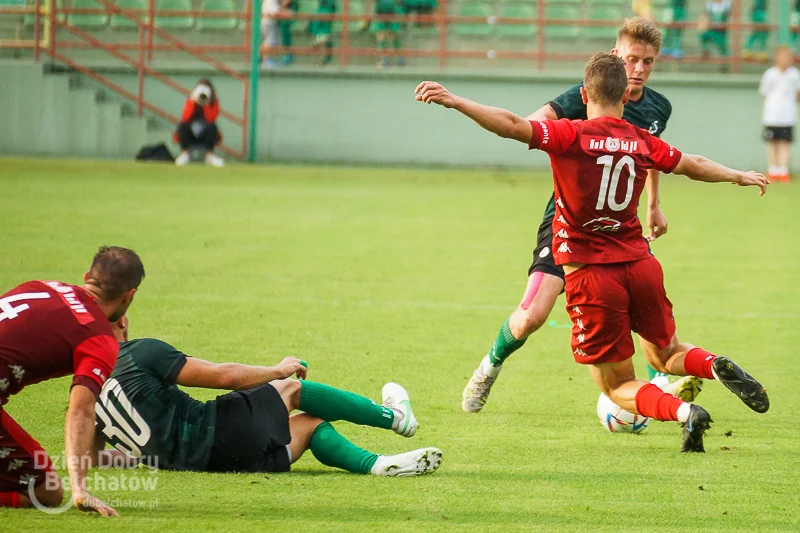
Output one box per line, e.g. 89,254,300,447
529,119,578,156
130,338,188,384
548,84,587,120
649,135,683,174
759,70,773,97
72,335,119,396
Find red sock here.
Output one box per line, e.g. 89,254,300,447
0,491,22,508
683,348,716,379
635,383,684,421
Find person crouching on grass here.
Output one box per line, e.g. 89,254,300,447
174,79,225,167
759,46,800,183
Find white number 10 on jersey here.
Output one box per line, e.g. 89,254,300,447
596,155,636,211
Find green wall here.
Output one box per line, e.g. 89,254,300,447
0,60,792,171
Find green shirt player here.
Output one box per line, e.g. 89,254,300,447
699,0,732,61
744,0,769,61
462,17,703,414
92,317,442,477
661,0,686,59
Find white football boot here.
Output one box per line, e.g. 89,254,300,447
205,152,225,167
462,355,501,413
371,447,443,477
382,382,418,438
175,151,190,166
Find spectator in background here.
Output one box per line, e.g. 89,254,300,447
261,0,281,69
699,0,731,71
661,0,686,59
404,0,437,28
760,46,800,183
310,0,336,66
792,0,800,53
631,0,655,22
174,80,224,167
744,0,768,61
278,0,297,66
364,0,405,68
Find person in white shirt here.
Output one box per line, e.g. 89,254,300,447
760,45,800,182
261,0,281,69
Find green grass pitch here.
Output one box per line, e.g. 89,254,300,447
0,158,798,532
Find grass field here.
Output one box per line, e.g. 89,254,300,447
0,158,798,532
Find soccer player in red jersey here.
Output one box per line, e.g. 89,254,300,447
415,53,770,452
0,246,144,514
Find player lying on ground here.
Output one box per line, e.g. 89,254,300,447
0,246,144,516
415,52,770,452
462,17,703,414
92,316,442,476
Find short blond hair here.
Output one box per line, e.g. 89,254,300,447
617,17,662,54
584,53,628,107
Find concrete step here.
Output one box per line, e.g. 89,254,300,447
96,101,124,159
119,114,147,159
69,89,99,157
38,74,72,156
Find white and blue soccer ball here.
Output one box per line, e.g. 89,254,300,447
596,393,650,434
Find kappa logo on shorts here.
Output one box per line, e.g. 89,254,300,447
576,318,586,331
574,348,588,357
556,197,565,208
0,379,8,393
7,459,26,472
0,447,13,459
555,229,569,239
539,247,550,258
557,215,568,225
576,333,585,344
571,306,582,315
557,242,572,254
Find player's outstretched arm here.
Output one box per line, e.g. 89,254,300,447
175,356,307,390
415,81,533,144
66,385,119,517
672,154,769,196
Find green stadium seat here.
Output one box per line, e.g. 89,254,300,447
333,0,365,33
453,2,494,37
497,3,536,38
197,0,238,29
544,5,578,38
111,0,148,29
24,0,65,26
584,5,622,39
154,0,194,29
67,0,108,28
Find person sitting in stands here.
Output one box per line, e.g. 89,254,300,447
174,79,224,167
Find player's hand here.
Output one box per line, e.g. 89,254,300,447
645,206,668,242
73,489,119,517
415,81,458,108
736,171,769,196
276,357,307,380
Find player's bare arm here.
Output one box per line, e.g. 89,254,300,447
175,356,307,390
66,385,119,517
415,81,533,144
672,154,769,195
645,170,668,241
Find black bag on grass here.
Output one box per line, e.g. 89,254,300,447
135,143,175,162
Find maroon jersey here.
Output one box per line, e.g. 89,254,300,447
529,116,682,265
0,280,118,405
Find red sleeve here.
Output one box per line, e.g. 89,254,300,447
649,135,683,174
72,335,118,396
179,99,196,123
204,100,220,123
528,119,578,156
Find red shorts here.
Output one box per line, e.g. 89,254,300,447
0,409,54,492
563,255,676,365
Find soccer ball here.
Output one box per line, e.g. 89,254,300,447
596,393,650,434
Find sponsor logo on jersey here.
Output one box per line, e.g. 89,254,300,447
588,138,639,154
538,121,550,145
557,242,572,254
649,120,659,134
555,229,569,239
582,217,622,232
93,368,106,381
539,247,550,258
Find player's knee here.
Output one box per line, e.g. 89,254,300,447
273,379,302,411
34,479,64,508
511,307,547,338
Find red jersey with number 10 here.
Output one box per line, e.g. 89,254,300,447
0,280,118,405
529,116,682,265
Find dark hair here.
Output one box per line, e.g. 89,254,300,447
86,246,145,300
617,17,662,55
584,53,629,107
196,78,217,104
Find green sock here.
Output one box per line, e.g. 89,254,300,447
310,422,378,474
646,364,663,381
323,41,333,62
280,20,293,47
487,318,527,367
299,381,394,429
392,36,402,49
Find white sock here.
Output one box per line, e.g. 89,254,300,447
780,167,789,175
768,165,778,175
479,355,502,378
676,402,692,423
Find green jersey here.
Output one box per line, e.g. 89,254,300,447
95,338,217,471
751,0,765,12
541,83,673,218
670,0,686,8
